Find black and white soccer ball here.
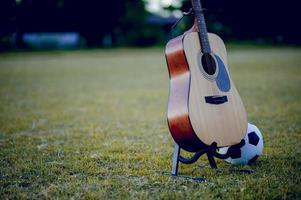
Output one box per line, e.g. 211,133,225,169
218,123,264,165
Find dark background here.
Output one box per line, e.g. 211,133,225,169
0,0,299,51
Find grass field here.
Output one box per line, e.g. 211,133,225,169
0,47,300,199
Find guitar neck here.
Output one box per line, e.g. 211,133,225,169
191,0,211,53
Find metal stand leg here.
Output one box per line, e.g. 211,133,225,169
206,151,217,169
171,143,180,175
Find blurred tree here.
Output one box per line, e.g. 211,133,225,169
1,0,300,50
0,0,16,36
181,0,300,45
17,0,126,47
117,0,159,46
0,0,17,50
64,0,126,47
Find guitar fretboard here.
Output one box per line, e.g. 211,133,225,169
192,0,211,53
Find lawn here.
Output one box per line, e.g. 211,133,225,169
0,47,300,199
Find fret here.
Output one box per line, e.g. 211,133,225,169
191,0,211,53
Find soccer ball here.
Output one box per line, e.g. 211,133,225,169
218,123,264,165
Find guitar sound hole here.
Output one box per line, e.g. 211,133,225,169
201,53,216,75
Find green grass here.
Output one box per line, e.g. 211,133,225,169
0,47,300,199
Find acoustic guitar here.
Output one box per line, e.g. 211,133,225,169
165,0,247,152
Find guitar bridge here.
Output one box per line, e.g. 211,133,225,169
205,95,228,105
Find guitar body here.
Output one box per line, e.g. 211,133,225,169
165,30,247,152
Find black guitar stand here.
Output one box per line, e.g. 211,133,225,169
172,142,218,176
167,139,250,181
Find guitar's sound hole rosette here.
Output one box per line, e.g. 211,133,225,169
197,51,219,81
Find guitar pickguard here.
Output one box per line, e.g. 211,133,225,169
215,55,231,92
